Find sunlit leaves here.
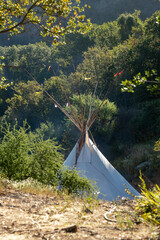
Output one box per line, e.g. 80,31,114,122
156,15,160,24
0,56,13,90
154,138,160,152
121,70,160,95
0,77,13,90
136,172,160,225
0,0,91,43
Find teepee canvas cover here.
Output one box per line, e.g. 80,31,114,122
64,131,140,201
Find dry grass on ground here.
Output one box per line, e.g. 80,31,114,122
0,183,159,240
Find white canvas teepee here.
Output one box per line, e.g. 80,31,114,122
37,75,140,201
64,131,140,201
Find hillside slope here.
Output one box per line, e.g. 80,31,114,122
83,0,160,23
0,187,159,240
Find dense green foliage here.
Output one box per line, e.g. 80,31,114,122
66,93,117,136
0,7,160,189
58,167,96,194
0,121,63,181
0,121,95,195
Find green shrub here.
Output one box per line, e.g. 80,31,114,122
30,138,63,185
57,167,96,196
0,121,96,196
0,121,32,180
136,172,160,225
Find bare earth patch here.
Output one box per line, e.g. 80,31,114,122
0,189,159,240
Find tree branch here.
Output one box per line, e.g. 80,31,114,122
0,0,40,34
1,65,21,69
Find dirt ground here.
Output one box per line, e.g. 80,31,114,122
0,189,159,240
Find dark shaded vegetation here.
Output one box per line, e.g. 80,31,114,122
82,0,160,24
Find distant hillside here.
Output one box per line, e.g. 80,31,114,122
82,0,160,24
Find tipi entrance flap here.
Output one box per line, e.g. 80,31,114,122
77,140,92,163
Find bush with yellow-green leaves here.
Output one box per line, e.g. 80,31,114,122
136,172,160,225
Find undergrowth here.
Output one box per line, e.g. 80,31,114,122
0,122,97,197
136,172,160,225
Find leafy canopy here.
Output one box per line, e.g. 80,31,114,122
65,93,117,137
121,11,160,95
0,0,91,43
